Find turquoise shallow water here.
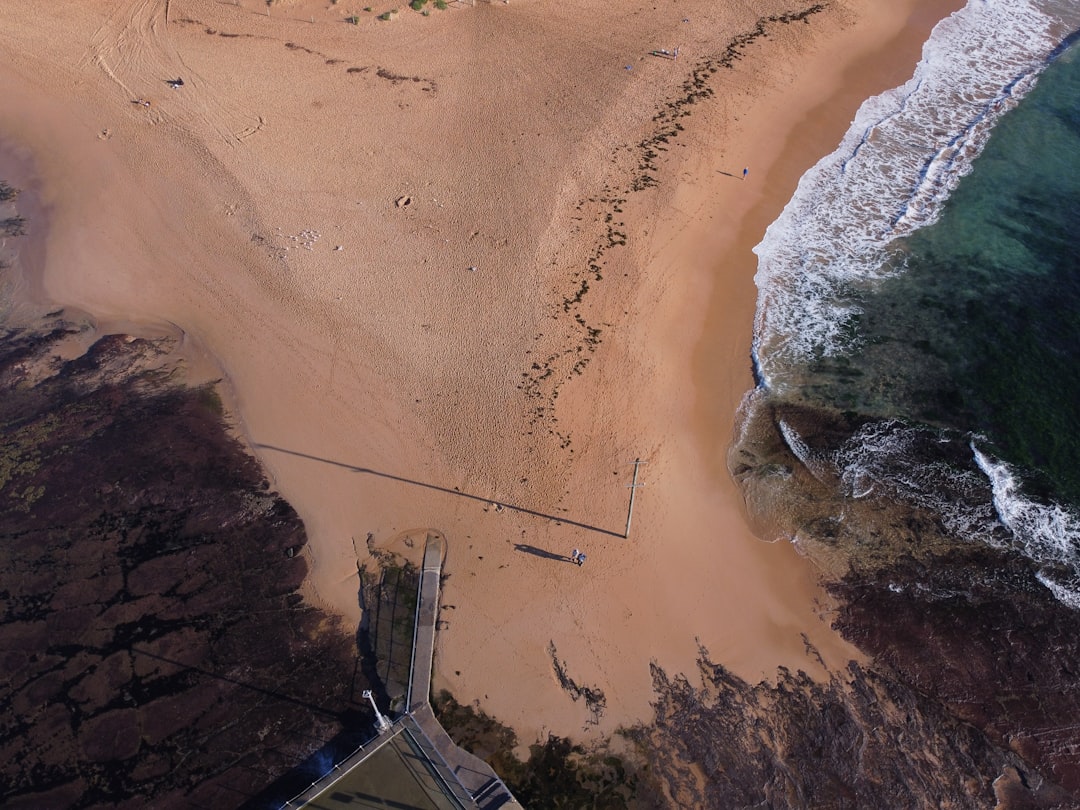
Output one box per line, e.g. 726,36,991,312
829,43,1080,506
743,1,1080,607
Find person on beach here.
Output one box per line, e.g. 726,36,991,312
571,548,581,564
742,166,749,180
576,552,586,567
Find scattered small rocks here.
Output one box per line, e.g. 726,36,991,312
273,226,321,251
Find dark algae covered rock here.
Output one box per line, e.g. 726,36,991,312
0,322,369,808
831,548,1080,796
717,396,1080,808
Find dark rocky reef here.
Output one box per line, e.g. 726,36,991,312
711,395,1080,809
832,548,1080,796
638,654,1073,809
0,323,369,809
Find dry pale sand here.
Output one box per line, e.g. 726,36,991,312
0,0,962,746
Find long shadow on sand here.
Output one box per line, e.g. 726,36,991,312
514,543,574,563
255,443,625,538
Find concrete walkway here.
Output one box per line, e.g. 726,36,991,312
407,534,443,712
407,534,522,810
409,704,521,810
291,534,522,810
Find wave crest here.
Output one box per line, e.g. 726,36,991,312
974,447,1080,609
752,0,1060,390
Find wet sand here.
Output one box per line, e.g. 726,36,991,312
0,0,962,745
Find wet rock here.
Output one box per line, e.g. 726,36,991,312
831,549,1080,795
722,394,1080,808
637,654,1071,809
0,322,370,808
79,709,141,762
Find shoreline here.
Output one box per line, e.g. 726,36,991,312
523,0,969,731
0,0,964,751
687,0,967,528
0,134,235,403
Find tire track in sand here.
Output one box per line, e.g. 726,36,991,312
81,0,261,147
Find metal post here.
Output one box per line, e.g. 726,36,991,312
362,690,392,734
625,458,646,538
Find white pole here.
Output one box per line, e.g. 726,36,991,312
362,690,392,734
625,458,646,538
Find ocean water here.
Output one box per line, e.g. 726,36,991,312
744,0,1080,606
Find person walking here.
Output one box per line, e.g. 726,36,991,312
742,166,749,180
571,548,581,564
576,552,586,567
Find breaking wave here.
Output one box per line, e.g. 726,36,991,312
974,448,1080,610
751,0,1062,390
742,0,1080,610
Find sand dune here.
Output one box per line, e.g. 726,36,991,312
0,0,960,745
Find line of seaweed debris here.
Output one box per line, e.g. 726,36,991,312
634,4,825,191
549,641,607,727
516,4,828,454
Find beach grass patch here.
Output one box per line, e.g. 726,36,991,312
435,0,447,8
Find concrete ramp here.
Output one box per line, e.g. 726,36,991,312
407,533,444,712
293,534,522,810
406,535,522,809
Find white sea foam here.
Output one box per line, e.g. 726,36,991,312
777,419,829,482
826,422,1080,607
746,0,1080,610
835,421,1001,540
752,0,1066,391
973,446,1080,608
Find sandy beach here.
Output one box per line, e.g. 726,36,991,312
0,0,963,750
